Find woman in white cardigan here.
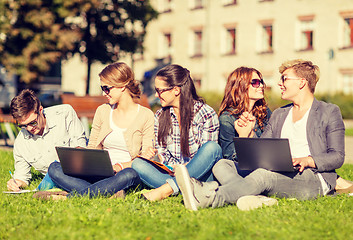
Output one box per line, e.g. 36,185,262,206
46,62,154,199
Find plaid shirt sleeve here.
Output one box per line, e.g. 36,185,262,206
193,103,219,145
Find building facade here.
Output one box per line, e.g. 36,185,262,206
131,0,353,95
63,0,353,96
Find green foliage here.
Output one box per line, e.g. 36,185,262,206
264,91,291,111
199,90,289,114
1,149,353,239
200,90,353,119
199,91,224,114
316,93,353,119
0,0,158,90
266,91,353,119
0,0,80,83
62,0,159,94
346,128,353,136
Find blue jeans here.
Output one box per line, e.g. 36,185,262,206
211,159,324,207
132,141,222,194
48,162,141,198
37,172,57,191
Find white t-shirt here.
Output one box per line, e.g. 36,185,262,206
103,105,134,165
281,107,311,158
281,107,329,195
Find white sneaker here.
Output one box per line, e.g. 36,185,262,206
236,195,278,211
175,164,218,211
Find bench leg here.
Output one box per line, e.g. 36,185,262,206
0,123,8,146
4,122,16,142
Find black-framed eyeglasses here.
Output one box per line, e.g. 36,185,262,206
250,79,264,88
155,86,174,96
101,85,115,95
17,114,39,129
280,75,302,84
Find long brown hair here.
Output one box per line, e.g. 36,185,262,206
156,64,204,157
218,67,268,129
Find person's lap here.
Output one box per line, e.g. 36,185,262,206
211,159,323,207
132,141,222,194
48,161,141,198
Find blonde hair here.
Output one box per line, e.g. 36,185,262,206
279,59,320,93
99,62,141,98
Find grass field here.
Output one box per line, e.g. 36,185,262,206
1,149,353,240
346,128,353,136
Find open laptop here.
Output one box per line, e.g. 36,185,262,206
55,147,115,180
233,137,298,172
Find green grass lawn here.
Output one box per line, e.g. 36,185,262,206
346,128,353,136
1,149,353,240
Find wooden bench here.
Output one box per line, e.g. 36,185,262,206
61,94,107,119
61,94,151,136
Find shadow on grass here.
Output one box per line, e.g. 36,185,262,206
30,169,44,183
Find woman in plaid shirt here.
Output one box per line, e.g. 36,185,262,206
132,64,222,201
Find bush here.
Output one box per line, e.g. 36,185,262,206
199,91,224,114
200,90,353,119
200,90,289,114
316,93,353,119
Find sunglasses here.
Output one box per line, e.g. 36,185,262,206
101,85,115,95
17,114,39,129
280,75,302,84
155,86,174,96
250,79,264,88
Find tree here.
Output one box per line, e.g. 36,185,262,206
0,0,80,83
65,0,158,94
0,0,158,94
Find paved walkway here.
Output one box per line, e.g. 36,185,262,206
345,136,353,164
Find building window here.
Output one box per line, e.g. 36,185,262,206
159,32,172,59
160,0,172,13
343,73,353,95
191,0,204,10
343,18,353,48
258,24,273,53
298,19,314,51
191,30,203,57
222,0,236,6
222,27,236,55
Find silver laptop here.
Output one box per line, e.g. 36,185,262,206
55,147,115,180
233,137,298,172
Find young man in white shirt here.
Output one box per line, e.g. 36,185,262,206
7,89,87,191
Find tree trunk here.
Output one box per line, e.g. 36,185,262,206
86,57,92,95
